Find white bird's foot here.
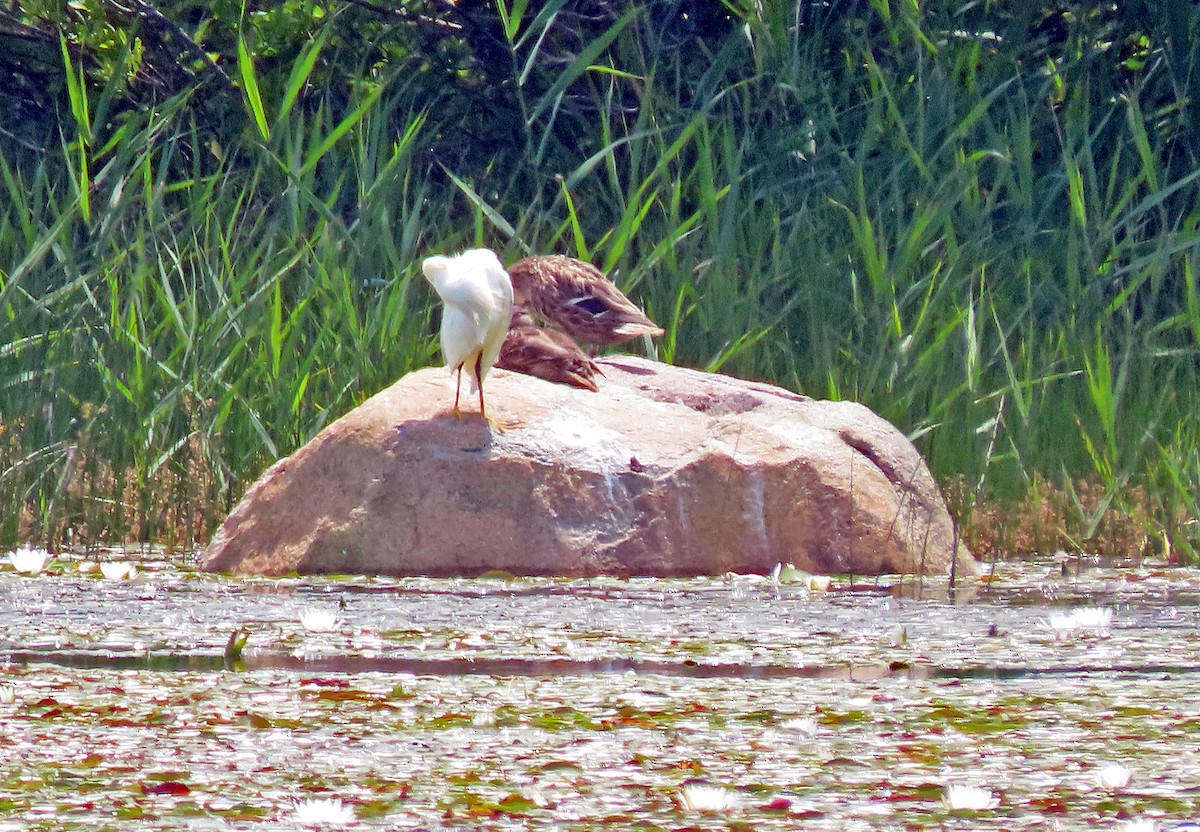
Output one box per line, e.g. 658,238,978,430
485,415,520,433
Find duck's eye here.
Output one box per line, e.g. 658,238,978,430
571,297,609,316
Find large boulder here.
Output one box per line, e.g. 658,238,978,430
201,357,975,577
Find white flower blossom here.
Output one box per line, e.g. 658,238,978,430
292,797,356,826
1120,820,1157,832
780,716,818,734
99,561,137,581
300,609,341,633
679,783,737,813
1096,763,1132,790
1040,606,1113,639
944,784,999,811
7,547,48,575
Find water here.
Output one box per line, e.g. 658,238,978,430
1,552,1198,829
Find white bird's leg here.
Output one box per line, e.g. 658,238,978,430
453,364,464,419
475,354,505,431
474,354,487,421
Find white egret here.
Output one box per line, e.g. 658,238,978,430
422,248,514,423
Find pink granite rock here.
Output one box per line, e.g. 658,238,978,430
200,357,974,577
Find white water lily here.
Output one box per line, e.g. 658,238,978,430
780,716,818,735
1120,820,1157,832
7,546,48,575
769,563,831,591
1068,606,1114,629
0,685,16,705
1096,762,1132,790
807,574,832,592
292,797,356,826
944,783,999,811
300,609,341,633
770,562,804,583
99,561,137,581
679,782,737,813
471,708,497,727
1041,606,1113,639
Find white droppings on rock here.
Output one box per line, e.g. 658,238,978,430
499,408,634,474
744,469,769,555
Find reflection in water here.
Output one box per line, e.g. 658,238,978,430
4,648,1200,683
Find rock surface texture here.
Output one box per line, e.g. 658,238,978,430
201,357,975,577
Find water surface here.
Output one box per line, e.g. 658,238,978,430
1,553,1197,830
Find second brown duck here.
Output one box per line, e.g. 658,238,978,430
496,307,602,392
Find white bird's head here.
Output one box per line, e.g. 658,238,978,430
421,254,453,292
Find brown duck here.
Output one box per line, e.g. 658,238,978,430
497,307,601,392
506,255,664,349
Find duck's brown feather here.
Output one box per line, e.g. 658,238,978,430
497,308,601,392
507,255,663,347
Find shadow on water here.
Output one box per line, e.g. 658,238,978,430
6,648,1200,681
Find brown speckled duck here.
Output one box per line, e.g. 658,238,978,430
497,307,602,392
506,255,664,350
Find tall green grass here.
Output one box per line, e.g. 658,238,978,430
1,27,438,543
4,2,1200,559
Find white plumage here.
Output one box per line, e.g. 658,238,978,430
422,248,514,422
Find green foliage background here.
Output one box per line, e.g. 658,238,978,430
3,0,1200,558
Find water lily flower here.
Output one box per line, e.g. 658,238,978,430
0,685,16,705
300,609,341,633
1096,762,1132,790
7,546,48,575
944,783,999,811
780,716,818,734
99,561,137,581
1040,606,1113,640
471,708,497,727
678,782,737,813
1069,606,1114,629
807,574,832,592
292,797,356,826
1120,820,1157,832
771,562,805,583
769,563,831,590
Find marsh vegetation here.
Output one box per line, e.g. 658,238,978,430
3,2,1200,559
